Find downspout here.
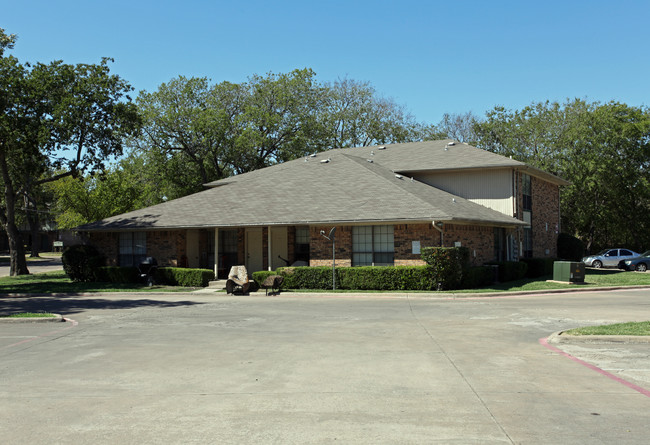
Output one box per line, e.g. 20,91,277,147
432,221,444,246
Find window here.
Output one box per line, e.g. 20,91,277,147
119,232,146,266
219,229,238,274
352,225,394,266
294,226,310,263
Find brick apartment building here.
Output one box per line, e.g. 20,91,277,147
79,140,568,278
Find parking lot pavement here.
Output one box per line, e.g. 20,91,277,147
0,255,63,277
1,289,649,444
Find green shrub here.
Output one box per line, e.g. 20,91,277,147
486,261,528,282
154,267,214,287
94,266,139,283
277,266,335,289
462,266,496,288
519,257,556,278
62,244,105,282
420,247,469,290
557,233,585,261
254,266,436,291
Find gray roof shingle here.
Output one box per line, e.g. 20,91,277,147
78,140,558,231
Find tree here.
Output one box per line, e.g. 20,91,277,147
48,157,154,229
473,99,650,252
0,30,140,275
435,111,481,144
320,78,431,148
231,69,326,172
136,76,242,196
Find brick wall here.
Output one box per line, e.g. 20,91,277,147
443,224,495,265
307,223,496,267
394,223,440,266
531,176,560,257
310,226,352,267
89,230,186,267
89,232,118,266
516,172,560,258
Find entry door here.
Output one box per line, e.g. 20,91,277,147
270,227,288,270
186,229,200,268
245,228,263,273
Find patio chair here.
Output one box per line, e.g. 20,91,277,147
226,265,251,295
261,275,284,296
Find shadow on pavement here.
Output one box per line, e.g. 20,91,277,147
0,296,204,316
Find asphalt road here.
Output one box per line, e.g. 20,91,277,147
1,289,649,444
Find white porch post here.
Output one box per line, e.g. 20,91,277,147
267,226,272,271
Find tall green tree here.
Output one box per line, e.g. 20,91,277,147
48,155,158,229
136,76,243,196
473,99,650,251
0,29,140,274
320,78,431,148
231,69,326,172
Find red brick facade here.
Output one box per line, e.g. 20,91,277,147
87,173,561,271
515,172,560,258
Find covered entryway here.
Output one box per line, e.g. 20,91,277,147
245,228,264,273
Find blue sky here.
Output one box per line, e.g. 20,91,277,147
4,0,649,124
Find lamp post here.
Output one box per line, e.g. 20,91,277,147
320,227,336,290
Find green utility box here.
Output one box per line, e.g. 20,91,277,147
553,261,585,283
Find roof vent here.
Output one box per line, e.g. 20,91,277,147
310,153,317,158
452,198,456,203
395,174,403,179
367,159,373,163
370,151,374,156
320,159,330,164
377,145,386,150
447,141,455,146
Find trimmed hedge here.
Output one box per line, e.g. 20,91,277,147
486,261,528,282
154,267,214,287
62,244,105,282
462,266,496,289
94,266,139,283
421,246,469,290
253,266,436,291
519,257,556,278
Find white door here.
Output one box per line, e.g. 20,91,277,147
245,228,263,273
270,227,288,270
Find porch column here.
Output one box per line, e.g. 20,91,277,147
267,225,272,271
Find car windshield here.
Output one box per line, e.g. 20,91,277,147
594,250,609,255
640,251,650,257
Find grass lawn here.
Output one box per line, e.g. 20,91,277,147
0,312,57,318
0,271,197,294
564,321,650,336
453,268,650,293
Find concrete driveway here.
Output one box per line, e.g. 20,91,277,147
1,289,649,444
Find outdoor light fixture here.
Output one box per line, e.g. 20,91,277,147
320,227,337,290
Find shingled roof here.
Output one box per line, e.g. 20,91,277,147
78,140,564,231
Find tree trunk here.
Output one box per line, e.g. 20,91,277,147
0,150,30,275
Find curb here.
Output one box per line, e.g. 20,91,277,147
547,330,650,344
0,313,64,323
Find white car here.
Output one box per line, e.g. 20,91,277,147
582,248,639,268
